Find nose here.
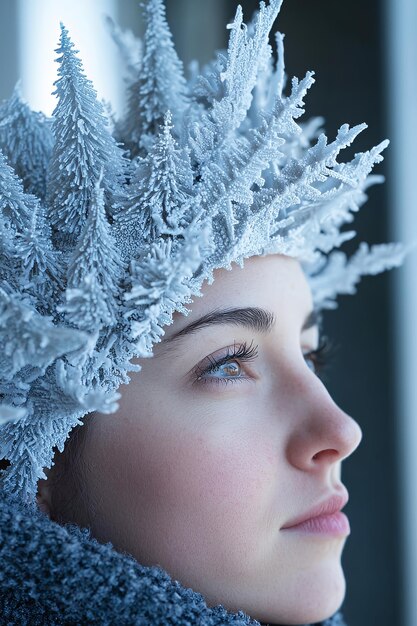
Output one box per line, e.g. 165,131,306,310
285,373,363,471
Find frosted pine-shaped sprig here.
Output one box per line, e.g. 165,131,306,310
0,213,18,291
13,202,64,314
0,82,54,200
0,357,117,503
194,71,315,243
0,288,87,377
187,0,283,169
123,223,211,358
147,112,194,236
46,24,128,244
120,0,189,157
0,282,119,502
0,149,33,233
115,111,194,258
59,174,125,332
0,149,63,311
308,242,411,310
0,0,411,505
0,286,90,406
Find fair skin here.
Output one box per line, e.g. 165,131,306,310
38,253,362,626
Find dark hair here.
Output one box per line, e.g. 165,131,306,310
1,415,97,528
41,415,94,528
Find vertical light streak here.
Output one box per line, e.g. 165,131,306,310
17,0,123,116
385,0,417,624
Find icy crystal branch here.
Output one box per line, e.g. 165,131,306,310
0,0,409,503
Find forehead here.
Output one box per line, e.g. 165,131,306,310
166,254,313,339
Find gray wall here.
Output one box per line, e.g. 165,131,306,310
0,1,18,100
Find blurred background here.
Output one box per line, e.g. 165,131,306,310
1,1,416,625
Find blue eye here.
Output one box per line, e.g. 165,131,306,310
204,360,242,379
194,341,258,386
193,336,334,388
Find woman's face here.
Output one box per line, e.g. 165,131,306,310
68,254,362,625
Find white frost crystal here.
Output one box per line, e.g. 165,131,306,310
0,0,409,503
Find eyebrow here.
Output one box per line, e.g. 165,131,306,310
162,306,320,347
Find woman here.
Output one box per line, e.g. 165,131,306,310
0,0,407,624
36,252,361,626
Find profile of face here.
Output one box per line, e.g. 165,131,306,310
38,253,362,626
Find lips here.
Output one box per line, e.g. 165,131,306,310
281,489,349,529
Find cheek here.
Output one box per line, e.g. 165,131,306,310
130,415,273,522
102,398,282,575
162,428,275,576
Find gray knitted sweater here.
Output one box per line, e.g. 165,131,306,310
0,492,347,626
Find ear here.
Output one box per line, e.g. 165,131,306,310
36,473,52,516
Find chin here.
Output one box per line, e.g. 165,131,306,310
248,561,347,626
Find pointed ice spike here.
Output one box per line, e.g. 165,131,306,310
115,111,194,257
46,24,128,244
16,202,64,304
0,83,54,200
60,174,125,332
120,0,189,157
194,70,315,244
0,287,90,384
309,242,411,310
123,223,210,357
275,31,286,99
0,0,409,507
0,149,32,233
248,28,287,121
188,0,284,168
0,370,97,502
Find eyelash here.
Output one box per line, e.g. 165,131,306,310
193,336,334,388
194,340,259,387
303,336,334,378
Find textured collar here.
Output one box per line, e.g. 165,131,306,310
0,491,347,626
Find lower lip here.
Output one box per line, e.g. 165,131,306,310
282,512,350,536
